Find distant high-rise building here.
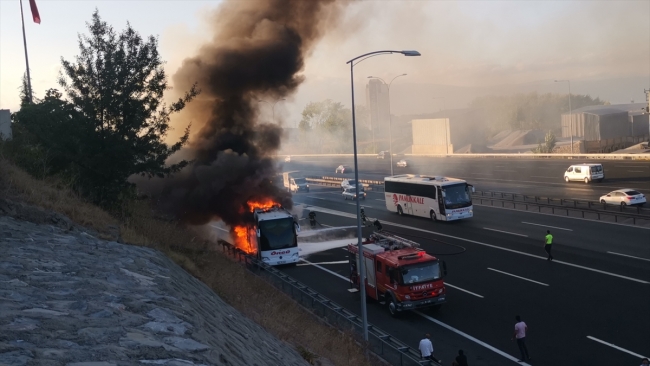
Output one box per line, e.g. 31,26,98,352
365,79,390,143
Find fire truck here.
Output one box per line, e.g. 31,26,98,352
248,206,301,266
348,227,447,317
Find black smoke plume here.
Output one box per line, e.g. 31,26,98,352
157,0,343,227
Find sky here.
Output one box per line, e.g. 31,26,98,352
1,0,649,131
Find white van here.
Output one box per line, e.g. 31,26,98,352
564,163,604,183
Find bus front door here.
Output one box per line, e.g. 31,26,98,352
437,186,446,219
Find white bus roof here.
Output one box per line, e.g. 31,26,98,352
385,174,467,186
254,207,293,221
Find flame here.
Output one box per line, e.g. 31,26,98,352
230,198,280,255
232,225,256,254
246,198,278,212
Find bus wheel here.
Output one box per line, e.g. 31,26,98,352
430,210,437,222
397,205,403,216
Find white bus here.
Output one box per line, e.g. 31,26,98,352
384,175,474,221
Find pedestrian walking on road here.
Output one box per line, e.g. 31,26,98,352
511,315,531,362
544,230,554,261
452,349,469,366
419,333,441,364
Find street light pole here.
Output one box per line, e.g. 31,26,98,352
555,80,573,153
347,50,420,341
368,74,407,176
258,98,285,124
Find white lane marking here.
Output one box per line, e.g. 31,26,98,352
416,311,531,366
521,222,573,231
297,260,349,266
375,199,385,202
445,283,484,298
483,227,528,237
487,268,549,286
300,259,349,281
628,170,645,173
530,175,553,179
607,251,650,262
616,165,647,168
300,261,528,364
495,170,516,172
586,336,648,359
300,205,650,284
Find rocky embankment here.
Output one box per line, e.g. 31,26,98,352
0,206,309,366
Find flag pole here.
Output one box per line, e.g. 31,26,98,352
19,0,34,103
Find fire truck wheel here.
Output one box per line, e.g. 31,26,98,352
387,298,399,317
397,205,403,216
430,210,437,222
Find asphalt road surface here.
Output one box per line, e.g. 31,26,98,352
281,156,650,201
283,185,650,366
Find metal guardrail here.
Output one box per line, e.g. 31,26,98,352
304,177,650,226
474,194,650,226
280,153,650,160
306,176,385,192
474,190,650,217
215,239,438,366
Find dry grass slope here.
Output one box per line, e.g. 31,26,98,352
0,158,372,366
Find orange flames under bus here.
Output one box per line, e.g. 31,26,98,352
231,198,280,254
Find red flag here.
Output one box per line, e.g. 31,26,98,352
29,0,41,24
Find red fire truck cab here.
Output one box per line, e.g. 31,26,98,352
348,230,447,317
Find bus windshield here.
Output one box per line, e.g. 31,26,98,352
400,261,441,284
443,184,472,209
258,218,296,251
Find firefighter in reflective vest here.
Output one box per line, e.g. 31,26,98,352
544,230,554,261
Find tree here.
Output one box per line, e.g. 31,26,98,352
51,10,199,206
298,99,352,153
532,130,557,153
18,73,35,107
9,89,92,179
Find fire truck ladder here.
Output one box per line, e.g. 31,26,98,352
371,230,421,250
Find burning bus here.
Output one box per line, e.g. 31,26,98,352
233,203,301,266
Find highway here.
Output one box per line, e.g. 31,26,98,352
282,185,650,366
282,156,650,201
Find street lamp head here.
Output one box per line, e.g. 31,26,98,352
401,73,407,76
401,50,421,57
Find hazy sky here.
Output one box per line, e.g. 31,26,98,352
1,0,649,130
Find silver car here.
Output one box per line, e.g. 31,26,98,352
342,187,366,200
396,159,408,167
599,189,646,206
